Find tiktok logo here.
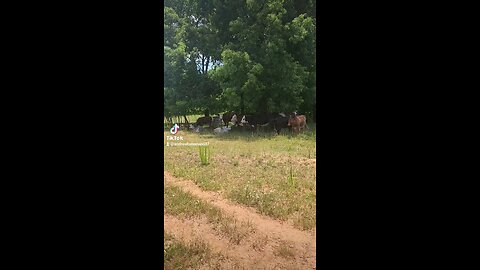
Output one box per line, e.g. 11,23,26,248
170,123,180,135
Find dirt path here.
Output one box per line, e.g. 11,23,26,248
164,171,316,269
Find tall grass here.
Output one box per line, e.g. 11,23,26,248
199,146,210,165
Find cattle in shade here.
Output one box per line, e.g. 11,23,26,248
212,115,222,128
267,114,291,134
288,114,307,133
195,116,212,127
240,113,280,127
222,112,236,127
240,115,253,126
230,114,245,127
213,126,231,135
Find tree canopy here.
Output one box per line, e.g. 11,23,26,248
164,0,316,119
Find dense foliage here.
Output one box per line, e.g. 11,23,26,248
164,0,316,119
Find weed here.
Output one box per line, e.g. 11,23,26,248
274,241,295,259
199,146,210,165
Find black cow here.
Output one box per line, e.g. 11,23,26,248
240,113,279,127
239,114,254,126
194,116,212,127
267,114,290,134
237,112,292,134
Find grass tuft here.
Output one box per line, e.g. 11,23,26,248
164,232,212,270
199,146,210,165
274,241,295,259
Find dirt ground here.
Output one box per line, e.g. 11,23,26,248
164,172,316,269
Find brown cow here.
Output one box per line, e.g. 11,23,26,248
222,112,236,127
288,115,307,133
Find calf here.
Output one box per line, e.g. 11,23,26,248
288,115,307,133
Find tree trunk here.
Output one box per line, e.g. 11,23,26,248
183,115,189,125
205,56,210,74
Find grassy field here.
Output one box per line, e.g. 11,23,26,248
164,127,316,230
164,124,316,269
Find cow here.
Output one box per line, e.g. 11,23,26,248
213,126,231,135
230,114,238,126
194,116,212,127
222,112,236,127
212,115,222,128
288,114,307,133
240,115,253,126
267,114,290,135
230,114,245,127
231,112,290,132
240,113,279,127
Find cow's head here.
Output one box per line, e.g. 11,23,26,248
231,114,237,125
240,115,248,126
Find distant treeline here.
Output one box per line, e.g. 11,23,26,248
164,0,316,120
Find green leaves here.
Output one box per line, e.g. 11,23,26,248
164,0,316,117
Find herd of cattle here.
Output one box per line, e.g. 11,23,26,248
190,112,308,134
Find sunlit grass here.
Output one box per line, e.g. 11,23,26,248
164,128,316,230
164,231,224,270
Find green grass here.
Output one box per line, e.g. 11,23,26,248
164,128,316,230
164,232,222,270
164,185,254,244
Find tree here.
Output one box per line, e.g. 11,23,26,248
164,0,316,120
